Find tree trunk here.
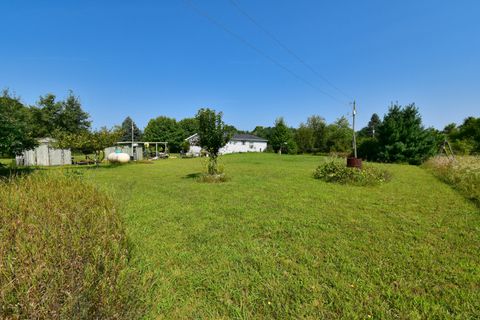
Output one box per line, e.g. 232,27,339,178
208,155,218,175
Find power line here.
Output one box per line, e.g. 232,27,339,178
228,0,352,100
183,0,348,106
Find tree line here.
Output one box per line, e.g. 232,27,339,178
253,104,479,164
1,89,479,164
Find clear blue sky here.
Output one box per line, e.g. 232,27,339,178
1,0,479,131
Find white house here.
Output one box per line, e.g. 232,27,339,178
185,133,268,156
219,134,268,154
185,133,203,156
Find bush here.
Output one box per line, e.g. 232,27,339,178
313,160,391,186
0,172,145,319
198,173,229,183
357,137,380,161
198,158,229,183
423,156,480,205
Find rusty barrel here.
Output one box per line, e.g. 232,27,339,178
346,157,363,169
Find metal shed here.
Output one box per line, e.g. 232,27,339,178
105,141,168,161
15,138,72,166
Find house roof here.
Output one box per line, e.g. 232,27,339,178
38,137,57,144
185,133,199,141
231,133,268,142
185,133,268,143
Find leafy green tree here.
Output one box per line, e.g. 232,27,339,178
29,94,61,137
455,117,480,154
30,91,90,137
325,116,353,153
270,117,296,154
178,117,199,138
294,124,314,153
224,124,239,137
55,127,120,165
195,108,231,175
0,90,37,156
58,92,91,134
306,115,328,152
143,116,183,152
119,116,142,142
251,126,273,141
376,104,438,164
441,119,480,155
181,140,190,153
442,123,457,136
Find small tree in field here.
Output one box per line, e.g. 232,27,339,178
55,127,120,165
195,108,230,175
271,117,296,154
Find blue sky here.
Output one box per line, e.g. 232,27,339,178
1,0,479,131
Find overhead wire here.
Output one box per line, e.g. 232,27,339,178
228,0,352,101
183,0,348,106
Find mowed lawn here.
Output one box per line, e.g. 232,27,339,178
87,153,479,319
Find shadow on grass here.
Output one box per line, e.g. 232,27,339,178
0,165,36,179
183,172,230,183
183,172,202,179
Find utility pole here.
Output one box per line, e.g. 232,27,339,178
131,119,134,159
352,100,357,158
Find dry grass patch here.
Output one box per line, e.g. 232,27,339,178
0,172,145,319
424,156,480,205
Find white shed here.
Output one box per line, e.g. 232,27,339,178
16,138,72,166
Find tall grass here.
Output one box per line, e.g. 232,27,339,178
424,156,480,205
0,172,145,319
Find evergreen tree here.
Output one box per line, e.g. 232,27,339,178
358,113,381,139
367,113,381,138
376,103,438,164
120,116,142,142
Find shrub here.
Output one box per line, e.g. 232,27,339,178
0,172,145,319
357,137,380,161
313,160,391,186
198,173,229,183
198,158,229,183
423,156,480,205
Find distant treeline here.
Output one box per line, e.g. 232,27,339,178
259,105,479,164
1,89,478,164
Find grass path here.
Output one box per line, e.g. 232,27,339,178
88,154,479,319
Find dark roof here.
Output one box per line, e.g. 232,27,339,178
231,133,268,142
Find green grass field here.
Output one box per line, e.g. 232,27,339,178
0,158,13,166
80,153,479,319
